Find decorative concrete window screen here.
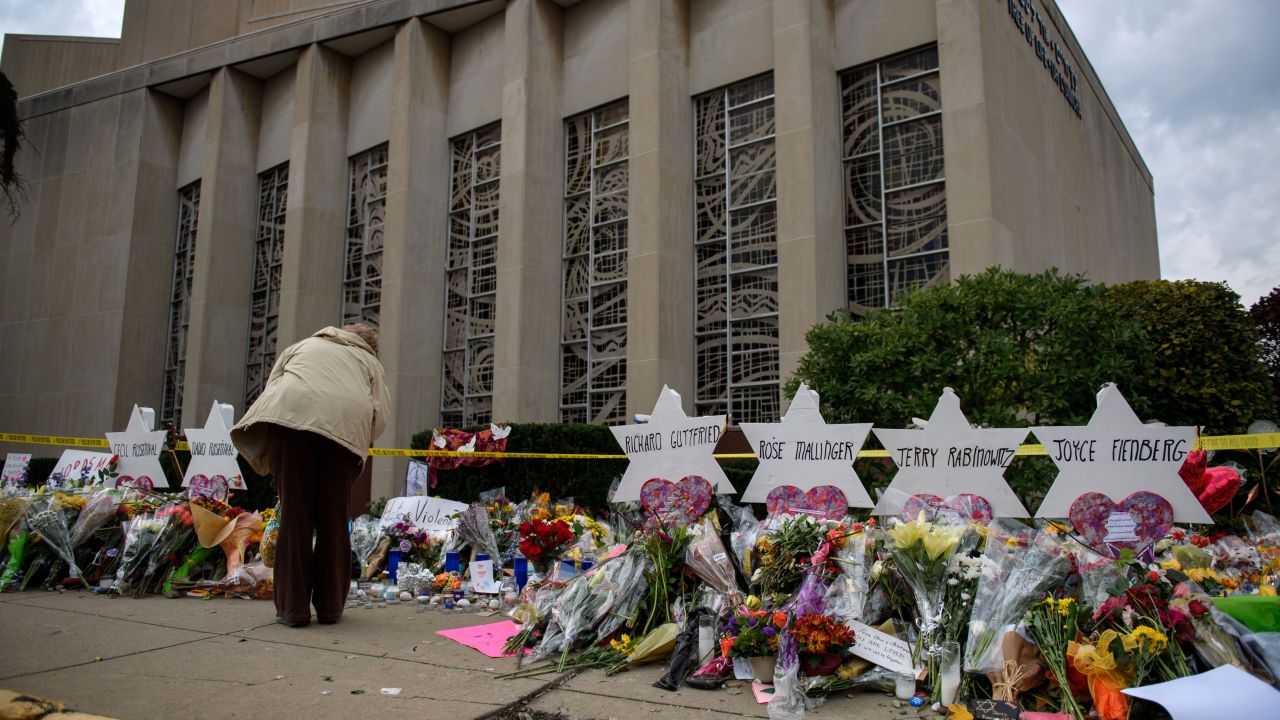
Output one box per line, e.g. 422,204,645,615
161,180,201,428
343,144,388,328
560,99,629,425
440,124,501,427
693,74,780,425
244,162,288,409
841,45,949,316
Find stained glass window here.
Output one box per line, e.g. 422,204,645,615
343,144,388,327
841,46,949,316
161,181,201,427
693,75,780,424
245,163,287,408
561,100,629,425
441,124,501,427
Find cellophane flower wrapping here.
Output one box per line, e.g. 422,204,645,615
532,569,601,661
69,489,118,549
824,530,871,625
685,515,738,598
885,513,963,655
115,514,166,592
592,550,651,643
1072,541,1130,614
964,520,1069,674
0,490,31,538
0,519,31,590
259,503,281,569
719,496,761,572
768,571,830,720
27,494,81,579
219,512,263,581
457,502,502,564
144,503,194,590
350,515,383,575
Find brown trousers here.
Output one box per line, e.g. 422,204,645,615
267,426,361,623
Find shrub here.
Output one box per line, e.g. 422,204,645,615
1105,279,1274,434
1250,286,1280,414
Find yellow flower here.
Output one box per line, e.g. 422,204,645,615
609,634,635,656
1185,567,1221,584
1160,557,1182,572
887,513,930,550
1054,598,1075,617
1259,585,1277,597
1122,625,1168,655
921,526,961,560
745,595,761,610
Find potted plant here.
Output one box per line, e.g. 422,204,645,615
723,608,786,682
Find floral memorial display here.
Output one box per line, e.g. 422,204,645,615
1,382,1279,720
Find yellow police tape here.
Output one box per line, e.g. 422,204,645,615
4,430,1278,460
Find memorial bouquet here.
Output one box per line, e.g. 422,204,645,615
27,493,83,581
884,512,963,658
456,503,502,564
350,515,383,577
965,520,1071,674
517,518,576,575
114,513,167,595
751,514,828,600
723,606,785,658
68,488,120,549
1025,596,1087,720
791,611,855,676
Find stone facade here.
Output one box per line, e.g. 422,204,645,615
0,0,1157,499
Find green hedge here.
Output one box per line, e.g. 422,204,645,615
411,423,628,512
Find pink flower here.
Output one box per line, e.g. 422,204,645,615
1173,582,1190,598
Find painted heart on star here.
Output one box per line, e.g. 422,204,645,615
116,475,154,491
765,485,848,520
641,475,713,524
902,493,994,525
1069,491,1173,556
186,473,228,501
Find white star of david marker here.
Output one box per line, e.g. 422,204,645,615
739,384,873,506
873,388,1030,517
105,405,169,489
1033,383,1208,523
183,401,246,490
610,386,731,502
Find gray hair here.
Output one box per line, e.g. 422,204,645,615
342,323,379,357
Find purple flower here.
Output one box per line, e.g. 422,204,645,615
399,539,412,552
763,626,777,638
748,618,758,628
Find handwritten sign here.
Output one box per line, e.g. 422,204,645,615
610,386,731,502
739,384,873,506
874,388,1031,517
105,405,169,489
379,495,469,531
849,620,918,675
183,401,244,491
1,453,30,485
48,450,115,488
1034,384,1207,523
1104,511,1139,542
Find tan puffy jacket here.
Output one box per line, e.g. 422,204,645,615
232,327,391,475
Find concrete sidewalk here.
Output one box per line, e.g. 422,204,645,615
0,590,905,719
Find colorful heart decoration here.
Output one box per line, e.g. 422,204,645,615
116,474,154,491
641,475,713,524
765,485,848,520
186,473,228,502
1177,450,1241,515
902,493,994,525
1068,491,1174,556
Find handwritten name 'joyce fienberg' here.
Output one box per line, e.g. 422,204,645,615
1048,438,1189,464
894,446,1016,468
624,424,722,454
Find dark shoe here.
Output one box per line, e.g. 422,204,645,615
317,617,339,625
276,616,310,628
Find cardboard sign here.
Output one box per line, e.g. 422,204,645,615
470,559,500,593
1,453,30,485
48,450,115,488
610,386,731,502
849,620,918,675
183,401,244,491
739,384,874,507
1034,384,1207,523
874,388,1030,518
406,460,429,496
105,405,169,489
379,495,468,531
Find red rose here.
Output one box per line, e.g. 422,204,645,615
1188,599,1208,616
518,521,533,535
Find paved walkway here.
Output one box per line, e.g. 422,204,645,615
0,590,905,719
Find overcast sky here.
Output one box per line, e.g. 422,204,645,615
0,0,1275,307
